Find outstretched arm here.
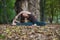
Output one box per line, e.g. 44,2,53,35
12,12,22,25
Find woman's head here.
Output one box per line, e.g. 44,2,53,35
22,13,29,18
20,13,30,23
20,11,31,18
19,11,31,14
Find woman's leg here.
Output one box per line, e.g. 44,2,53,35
24,22,33,26
34,21,46,26
16,22,33,26
16,22,46,26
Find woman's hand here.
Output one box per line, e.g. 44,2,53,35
12,19,17,25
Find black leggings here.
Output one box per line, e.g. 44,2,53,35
16,21,46,26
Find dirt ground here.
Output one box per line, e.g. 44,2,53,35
0,24,60,40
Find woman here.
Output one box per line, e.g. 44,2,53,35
12,11,46,26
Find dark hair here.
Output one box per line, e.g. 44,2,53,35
20,14,37,23
20,14,25,23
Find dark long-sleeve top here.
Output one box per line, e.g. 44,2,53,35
20,14,37,24
28,14,37,23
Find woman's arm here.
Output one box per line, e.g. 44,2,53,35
12,12,22,25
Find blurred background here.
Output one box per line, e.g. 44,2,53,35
0,0,60,24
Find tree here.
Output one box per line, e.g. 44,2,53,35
44,0,60,23
0,0,16,24
40,0,46,22
15,0,40,21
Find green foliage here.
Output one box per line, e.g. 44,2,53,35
0,34,5,39
44,0,60,23
0,0,16,24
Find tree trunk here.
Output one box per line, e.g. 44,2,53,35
15,0,40,21
15,0,23,14
28,0,40,21
40,0,45,22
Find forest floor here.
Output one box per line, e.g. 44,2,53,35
0,24,60,40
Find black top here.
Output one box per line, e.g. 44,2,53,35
20,14,37,24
